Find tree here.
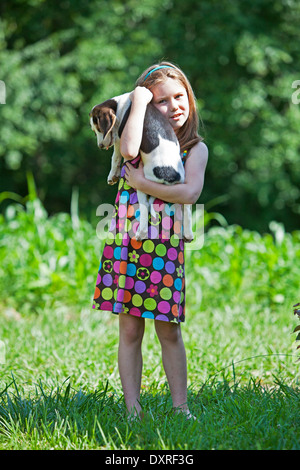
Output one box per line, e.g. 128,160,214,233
154,0,300,230
1,0,300,231
0,0,169,215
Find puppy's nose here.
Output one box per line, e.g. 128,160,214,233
153,166,183,183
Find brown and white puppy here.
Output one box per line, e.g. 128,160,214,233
89,92,193,241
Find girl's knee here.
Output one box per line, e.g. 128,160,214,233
119,314,145,345
155,322,182,345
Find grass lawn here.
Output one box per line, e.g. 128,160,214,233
0,198,300,449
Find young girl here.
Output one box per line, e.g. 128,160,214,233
93,61,208,420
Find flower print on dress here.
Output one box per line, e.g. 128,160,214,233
147,284,158,297
103,260,113,273
137,267,150,281
149,212,161,226
176,265,184,277
129,250,139,263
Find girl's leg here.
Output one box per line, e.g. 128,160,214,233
154,320,189,412
118,313,145,417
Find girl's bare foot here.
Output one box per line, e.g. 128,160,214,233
173,406,197,421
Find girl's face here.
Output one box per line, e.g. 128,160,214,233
151,77,189,134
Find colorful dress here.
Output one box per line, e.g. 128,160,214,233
92,152,188,323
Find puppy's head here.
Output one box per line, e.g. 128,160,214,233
89,99,117,149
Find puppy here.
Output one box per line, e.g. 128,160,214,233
89,92,193,241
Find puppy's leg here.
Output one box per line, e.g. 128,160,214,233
148,196,157,219
135,190,149,240
107,141,122,185
183,204,194,242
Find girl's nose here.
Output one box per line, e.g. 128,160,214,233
170,99,178,111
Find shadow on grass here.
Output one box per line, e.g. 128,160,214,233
0,375,300,449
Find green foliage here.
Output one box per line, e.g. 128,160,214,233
1,0,300,449
1,196,300,449
187,221,300,310
0,0,168,216
1,193,299,316
1,377,300,449
1,0,300,229
154,0,300,230
0,196,100,315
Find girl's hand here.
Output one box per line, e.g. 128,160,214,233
124,160,145,189
129,87,153,106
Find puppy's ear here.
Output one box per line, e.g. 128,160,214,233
98,108,117,139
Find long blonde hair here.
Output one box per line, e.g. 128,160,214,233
135,61,203,153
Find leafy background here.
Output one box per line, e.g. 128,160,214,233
1,0,300,449
1,0,300,231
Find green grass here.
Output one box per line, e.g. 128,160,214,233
0,195,300,449
1,373,300,450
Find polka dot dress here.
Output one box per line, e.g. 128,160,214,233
92,153,187,323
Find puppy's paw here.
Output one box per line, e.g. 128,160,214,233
107,172,119,185
135,228,148,240
183,232,194,243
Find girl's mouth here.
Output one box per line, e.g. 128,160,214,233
170,113,182,120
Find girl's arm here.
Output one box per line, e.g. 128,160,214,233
120,87,153,160
124,141,209,205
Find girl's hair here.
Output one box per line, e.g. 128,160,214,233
135,61,203,153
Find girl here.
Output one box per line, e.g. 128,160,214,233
93,61,208,420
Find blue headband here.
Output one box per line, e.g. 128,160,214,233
143,65,174,81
